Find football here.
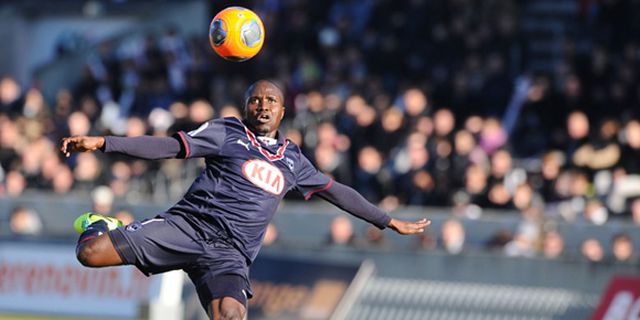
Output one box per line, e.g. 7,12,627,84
209,6,265,62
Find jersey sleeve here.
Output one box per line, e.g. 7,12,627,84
174,118,227,158
293,154,333,200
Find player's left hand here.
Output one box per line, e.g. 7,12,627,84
59,136,106,157
388,218,431,235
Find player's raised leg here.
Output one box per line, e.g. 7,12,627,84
74,212,124,267
209,297,246,320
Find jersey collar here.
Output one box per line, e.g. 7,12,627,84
242,122,288,161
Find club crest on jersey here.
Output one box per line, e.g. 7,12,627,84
241,159,285,195
284,157,294,171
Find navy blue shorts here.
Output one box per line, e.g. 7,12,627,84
108,213,252,308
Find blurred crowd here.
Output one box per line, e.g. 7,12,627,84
300,215,637,264
1,0,638,262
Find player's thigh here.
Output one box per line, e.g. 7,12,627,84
111,216,204,274
187,244,251,316
77,233,123,267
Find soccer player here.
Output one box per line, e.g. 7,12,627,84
60,80,430,320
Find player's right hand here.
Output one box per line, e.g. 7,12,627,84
60,136,106,157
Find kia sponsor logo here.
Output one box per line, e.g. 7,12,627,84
242,159,285,195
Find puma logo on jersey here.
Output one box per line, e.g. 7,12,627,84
242,159,284,195
236,139,250,150
188,122,209,137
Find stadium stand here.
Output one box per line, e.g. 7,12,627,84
348,278,598,320
2,0,640,319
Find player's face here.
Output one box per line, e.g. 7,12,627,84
244,81,285,138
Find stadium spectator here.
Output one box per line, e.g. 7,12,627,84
92,185,114,215
631,198,640,225
327,215,356,247
51,165,74,194
583,199,609,225
394,136,432,204
353,146,388,203
539,150,565,202
514,183,543,212
555,170,591,222
68,111,92,137
580,238,605,263
0,76,23,117
377,107,407,156
477,118,507,156
610,233,636,264
404,170,438,206
440,219,466,254
542,231,565,259
3,170,26,197
618,120,640,175
564,111,590,160
607,120,640,215
504,221,538,258
362,225,387,249
572,118,621,172
219,104,242,119
430,139,455,202
450,129,477,189
461,163,490,208
109,161,132,197
485,229,513,253
73,153,102,190
487,182,513,210
9,206,43,235
314,143,351,186
414,230,437,251
113,209,135,226
187,99,215,131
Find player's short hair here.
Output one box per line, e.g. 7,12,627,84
244,79,285,107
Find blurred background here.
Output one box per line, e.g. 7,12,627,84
1,0,639,319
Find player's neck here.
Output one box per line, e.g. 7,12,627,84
257,135,278,146
243,119,278,139
258,131,277,139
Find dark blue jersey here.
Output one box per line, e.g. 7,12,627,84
166,117,331,263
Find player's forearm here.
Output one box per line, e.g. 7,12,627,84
316,181,391,229
103,136,182,159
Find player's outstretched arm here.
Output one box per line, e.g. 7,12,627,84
60,135,182,160
387,218,431,235
315,181,431,235
60,136,105,157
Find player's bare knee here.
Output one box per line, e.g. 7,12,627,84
219,298,245,320
219,307,244,320
76,238,106,267
76,242,97,267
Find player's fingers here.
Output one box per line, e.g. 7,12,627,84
60,139,71,156
404,223,426,234
412,219,431,227
407,220,430,234
61,137,80,157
